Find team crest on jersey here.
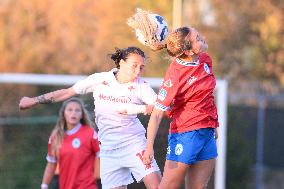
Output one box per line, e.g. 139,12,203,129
72,138,81,149
158,89,167,101
163,79,173,88
188,76,197,85
175,144,183,156
204,63,210,74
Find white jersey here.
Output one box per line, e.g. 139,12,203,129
72,68,157,150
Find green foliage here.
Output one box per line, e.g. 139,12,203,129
0,124,53,189
226,105,255,189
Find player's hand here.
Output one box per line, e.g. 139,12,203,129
142,147,154,165
144,105,154,115
19,97,37,110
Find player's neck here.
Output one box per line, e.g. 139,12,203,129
180,54,199,62
66,123,77,130
116,71,134,83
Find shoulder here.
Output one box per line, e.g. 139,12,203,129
81,125,94,132
166,59,181,76
91,69,113,79
49,130,57,144
199,52,212,66
81,125,98,137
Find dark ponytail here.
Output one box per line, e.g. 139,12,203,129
109,47,145,68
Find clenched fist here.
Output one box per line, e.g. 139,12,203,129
19,97,37,110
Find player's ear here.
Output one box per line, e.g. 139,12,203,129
119,59,126,66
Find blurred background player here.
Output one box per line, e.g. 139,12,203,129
143,26,218,189
49,148,102,189
40,97,100,189
49,165,59,189
19,46,161,189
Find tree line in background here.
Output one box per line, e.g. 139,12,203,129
0,1,284,189
0,0,283,87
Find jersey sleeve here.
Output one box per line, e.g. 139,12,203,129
155,65,180,111
72,73,101,94
200,52,212,68
137,82,157,105
91,130,100,156
46,135,57,163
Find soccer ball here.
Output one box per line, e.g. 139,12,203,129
136,13,169,47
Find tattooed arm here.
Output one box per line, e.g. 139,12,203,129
19,87,77,110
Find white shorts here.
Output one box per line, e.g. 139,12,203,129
100,140,160,189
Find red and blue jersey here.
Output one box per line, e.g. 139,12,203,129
155,52,219,133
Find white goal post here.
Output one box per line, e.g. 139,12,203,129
0,73,227,189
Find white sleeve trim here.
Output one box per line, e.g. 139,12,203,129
46,155,57,163
155,102,170,111
96,152,100,157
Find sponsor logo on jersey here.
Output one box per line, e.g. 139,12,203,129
99,94,131,103
175,144,183,156
72,138,81,149
163,79,173,88
204,63,210,74
158,89,167,101
167,146,171,154
188,76,197,85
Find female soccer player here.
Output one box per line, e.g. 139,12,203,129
40,97,100,189
19,46,161,189
143,27,219,189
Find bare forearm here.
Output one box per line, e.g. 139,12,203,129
35,88,75,104
41,163,56,187
146,108,163,149
19,87,76,110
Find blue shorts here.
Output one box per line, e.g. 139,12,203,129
166,128,218,165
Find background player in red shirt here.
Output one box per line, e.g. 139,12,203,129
40,97,100,189
143,27,219,189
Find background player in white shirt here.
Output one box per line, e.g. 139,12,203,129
19,46,161,189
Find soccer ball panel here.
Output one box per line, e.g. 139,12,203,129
150,14,169,43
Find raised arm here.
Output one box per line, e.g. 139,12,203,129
19,87,77,110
